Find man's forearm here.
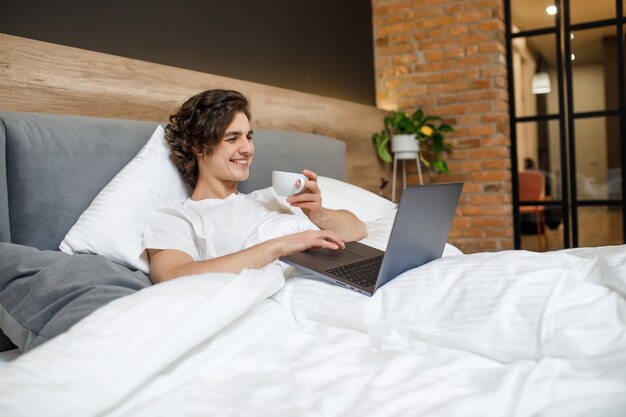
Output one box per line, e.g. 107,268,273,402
155,240,281,281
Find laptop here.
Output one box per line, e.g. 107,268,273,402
280,182,463,296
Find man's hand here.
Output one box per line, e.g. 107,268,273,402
272,229,345,257
286,169,325,224
286,169,368,242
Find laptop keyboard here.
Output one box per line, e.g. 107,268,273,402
326,255,384,288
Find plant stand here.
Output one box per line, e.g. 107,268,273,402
391,134,424,202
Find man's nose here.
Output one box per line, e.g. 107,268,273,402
238,138,252,154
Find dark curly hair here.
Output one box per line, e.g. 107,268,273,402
165,89,251,191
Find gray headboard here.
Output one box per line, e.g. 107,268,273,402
0,111,345,251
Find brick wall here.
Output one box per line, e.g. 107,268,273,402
372,0,512,252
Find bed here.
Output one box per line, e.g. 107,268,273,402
1,111,625,417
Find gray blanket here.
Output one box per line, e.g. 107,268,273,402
0,243,151,352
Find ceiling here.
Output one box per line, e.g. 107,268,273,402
511,0,623,67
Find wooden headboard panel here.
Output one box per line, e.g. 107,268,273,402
0,33,389,193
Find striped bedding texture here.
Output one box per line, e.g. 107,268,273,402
0,214,625,417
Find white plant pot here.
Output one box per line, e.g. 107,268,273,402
391,134,419,159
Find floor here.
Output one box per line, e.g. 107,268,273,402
521,206,623,252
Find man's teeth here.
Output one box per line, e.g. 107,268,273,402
231,159,247,165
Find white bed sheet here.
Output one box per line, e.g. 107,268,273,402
0,214,625,417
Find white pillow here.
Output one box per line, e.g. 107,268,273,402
316,176,397,222
59,126,188,273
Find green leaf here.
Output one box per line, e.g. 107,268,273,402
438,124,455,132
433,160,449,174
372,132,379,147
432,132,444,153
377,143,392,163
412,108,424,121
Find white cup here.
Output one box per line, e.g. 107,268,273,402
272,170,308,197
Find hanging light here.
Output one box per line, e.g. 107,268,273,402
532,72,551,94
546,5,557,15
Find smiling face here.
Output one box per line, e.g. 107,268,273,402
192,112,254,199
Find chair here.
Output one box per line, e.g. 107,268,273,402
519,170,549,251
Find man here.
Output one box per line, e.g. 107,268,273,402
143,89,367,283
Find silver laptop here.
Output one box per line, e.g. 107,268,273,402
280,182,463,296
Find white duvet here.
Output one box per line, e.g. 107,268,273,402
1,215,625,417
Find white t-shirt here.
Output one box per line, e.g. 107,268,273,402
142,192,318,261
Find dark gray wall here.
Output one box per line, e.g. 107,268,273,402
0,0,376,105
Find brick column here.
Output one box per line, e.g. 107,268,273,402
372,0,512,252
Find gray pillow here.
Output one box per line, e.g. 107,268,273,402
0,243,151,352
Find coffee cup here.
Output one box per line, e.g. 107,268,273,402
272,170,308,197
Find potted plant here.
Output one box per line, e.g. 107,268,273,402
372,109,454,174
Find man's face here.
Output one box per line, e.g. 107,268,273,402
198,111,254,184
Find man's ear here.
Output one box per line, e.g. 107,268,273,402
192,144,208,158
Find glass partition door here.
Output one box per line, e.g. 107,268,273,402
506,0,625,250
